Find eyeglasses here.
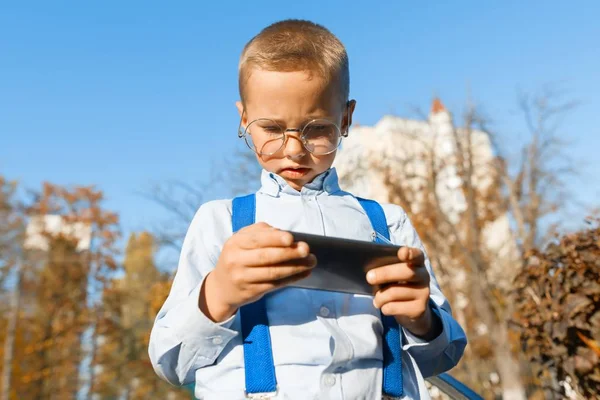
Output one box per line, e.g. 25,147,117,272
238,115,348,156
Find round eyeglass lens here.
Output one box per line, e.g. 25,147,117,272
244,119,285,155
301,120,342,155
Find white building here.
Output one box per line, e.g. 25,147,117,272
24,214,91,251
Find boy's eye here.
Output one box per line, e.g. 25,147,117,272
259,126,283,137
263,126,282,133
305,123,337,139
248,120,283,136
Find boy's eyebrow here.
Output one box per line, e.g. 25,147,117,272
306,114,334,120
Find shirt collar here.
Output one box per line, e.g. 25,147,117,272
259,168,341,197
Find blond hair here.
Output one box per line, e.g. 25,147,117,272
238,19,349,103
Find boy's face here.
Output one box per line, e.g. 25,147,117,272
236,68,355,191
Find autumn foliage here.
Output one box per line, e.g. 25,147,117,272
0,178,188,399
513,217,600,398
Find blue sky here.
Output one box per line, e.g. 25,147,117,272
2,1,599,239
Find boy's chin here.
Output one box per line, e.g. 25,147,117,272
283,175,317,191
284,176,311,191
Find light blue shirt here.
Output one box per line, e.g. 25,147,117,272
149,168,467,400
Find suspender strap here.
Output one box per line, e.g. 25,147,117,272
232,194,256,233
357,197,404,398
232,195,278,396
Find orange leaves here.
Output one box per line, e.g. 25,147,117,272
577,331,600,358
0,177,123,399
148,279,173,319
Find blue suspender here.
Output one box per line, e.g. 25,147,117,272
232,194,403,398
233,195,279,396
356,197,404,398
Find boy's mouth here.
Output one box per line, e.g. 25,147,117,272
279,167,311,178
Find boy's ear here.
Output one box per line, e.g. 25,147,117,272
236,101,247,137
344,99,357,135
235,100,248,130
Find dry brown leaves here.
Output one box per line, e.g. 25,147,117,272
513,217,600,398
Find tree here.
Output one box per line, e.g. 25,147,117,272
2,178,191,399
0,176,25,400
91,279,125,399
93,232,189,399
24,235,88,399
1,183,121,399
30,183,121,398
491,86,578,253
513,216,600,399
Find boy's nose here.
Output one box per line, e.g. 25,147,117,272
282,134,306,159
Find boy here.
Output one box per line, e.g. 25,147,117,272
149,20,466,399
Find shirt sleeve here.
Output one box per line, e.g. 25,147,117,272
148,199,238,386
382,204,467,378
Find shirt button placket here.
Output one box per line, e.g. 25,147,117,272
312,194,326,235
302,193,323,234
321,372,343,400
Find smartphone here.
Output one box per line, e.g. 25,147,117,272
288,231,401,295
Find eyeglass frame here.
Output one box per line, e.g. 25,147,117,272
237,101,353,156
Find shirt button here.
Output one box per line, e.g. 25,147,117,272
324,375,336,387
319,306,330,317
212,337,223,345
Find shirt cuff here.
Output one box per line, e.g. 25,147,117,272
402,301,449,352
171,278,238,364
402,301,467,377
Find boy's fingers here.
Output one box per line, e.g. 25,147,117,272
237,228,295,249
366,263,415,285
244,243,310,266
380,299,424,318
252,265,313,286
372,284,426,309
238,221,273,233
397,247,425,266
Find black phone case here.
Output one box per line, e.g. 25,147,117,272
288,231,401,295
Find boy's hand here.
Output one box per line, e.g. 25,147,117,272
200,222,316,322
366,247,440,339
